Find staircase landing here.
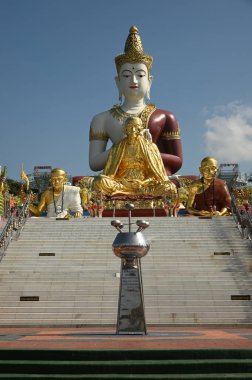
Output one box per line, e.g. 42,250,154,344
0,326,252,350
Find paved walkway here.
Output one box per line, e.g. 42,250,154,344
0,327,252,350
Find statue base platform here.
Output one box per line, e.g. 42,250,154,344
102,208,166,217
101,195,168,217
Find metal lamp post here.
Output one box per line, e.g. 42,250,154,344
111,203,150,335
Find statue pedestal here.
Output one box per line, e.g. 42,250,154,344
103,208,166,217
103,195,167,217
117,257,146,335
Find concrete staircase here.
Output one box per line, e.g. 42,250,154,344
0,216,251,326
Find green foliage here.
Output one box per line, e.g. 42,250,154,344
6,178,22,196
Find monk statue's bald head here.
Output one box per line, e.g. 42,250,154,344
199,157,218,182
50,168,68,192
200,156,218,168
51,168,67,178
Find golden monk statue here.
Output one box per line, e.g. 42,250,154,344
93,117,176,197
89,26,182,176
29,168,83,218
186,157,231,216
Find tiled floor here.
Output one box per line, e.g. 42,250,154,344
0,326,252,350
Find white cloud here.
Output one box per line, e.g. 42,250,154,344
204,101,252,163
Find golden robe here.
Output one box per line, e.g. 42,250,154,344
93,135,176,196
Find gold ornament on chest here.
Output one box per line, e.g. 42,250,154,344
109,103,156,129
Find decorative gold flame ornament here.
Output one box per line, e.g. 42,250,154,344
0,166,7,216
20,164,29,191
0,166,7,194
233,187,252,206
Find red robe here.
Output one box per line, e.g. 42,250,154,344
193,178,231,213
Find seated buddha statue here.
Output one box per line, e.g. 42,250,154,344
186,157,231,216
89,26,182,176
93,116,176,197
29,168,83,218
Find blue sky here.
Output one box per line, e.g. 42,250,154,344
1,0,252,180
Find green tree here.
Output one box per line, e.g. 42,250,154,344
6,178,22,196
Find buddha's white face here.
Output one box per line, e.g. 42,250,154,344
116,62,152,102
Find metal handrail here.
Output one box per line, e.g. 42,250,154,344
231,191,252,240
0,215,14,259
0,193,31,259
14,193,31,239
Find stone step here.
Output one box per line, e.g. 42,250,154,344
0,292,250,302
1,284,248,291
16,240,243,245
0,307,250,316
0,295,250,305
0,263,250,268
0,313,250,324
0,297,250,304
0,270,247,276
0,270,249,278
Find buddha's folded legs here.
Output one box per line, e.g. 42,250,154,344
93,174,176,197
93,175,123,196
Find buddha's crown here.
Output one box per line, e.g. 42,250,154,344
115,26,153,76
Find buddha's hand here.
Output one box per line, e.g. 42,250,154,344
74,212,83,218
120,178,141,189
163,181,177,194
198,210,213,216
212,210,223,216
141,178,153,185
